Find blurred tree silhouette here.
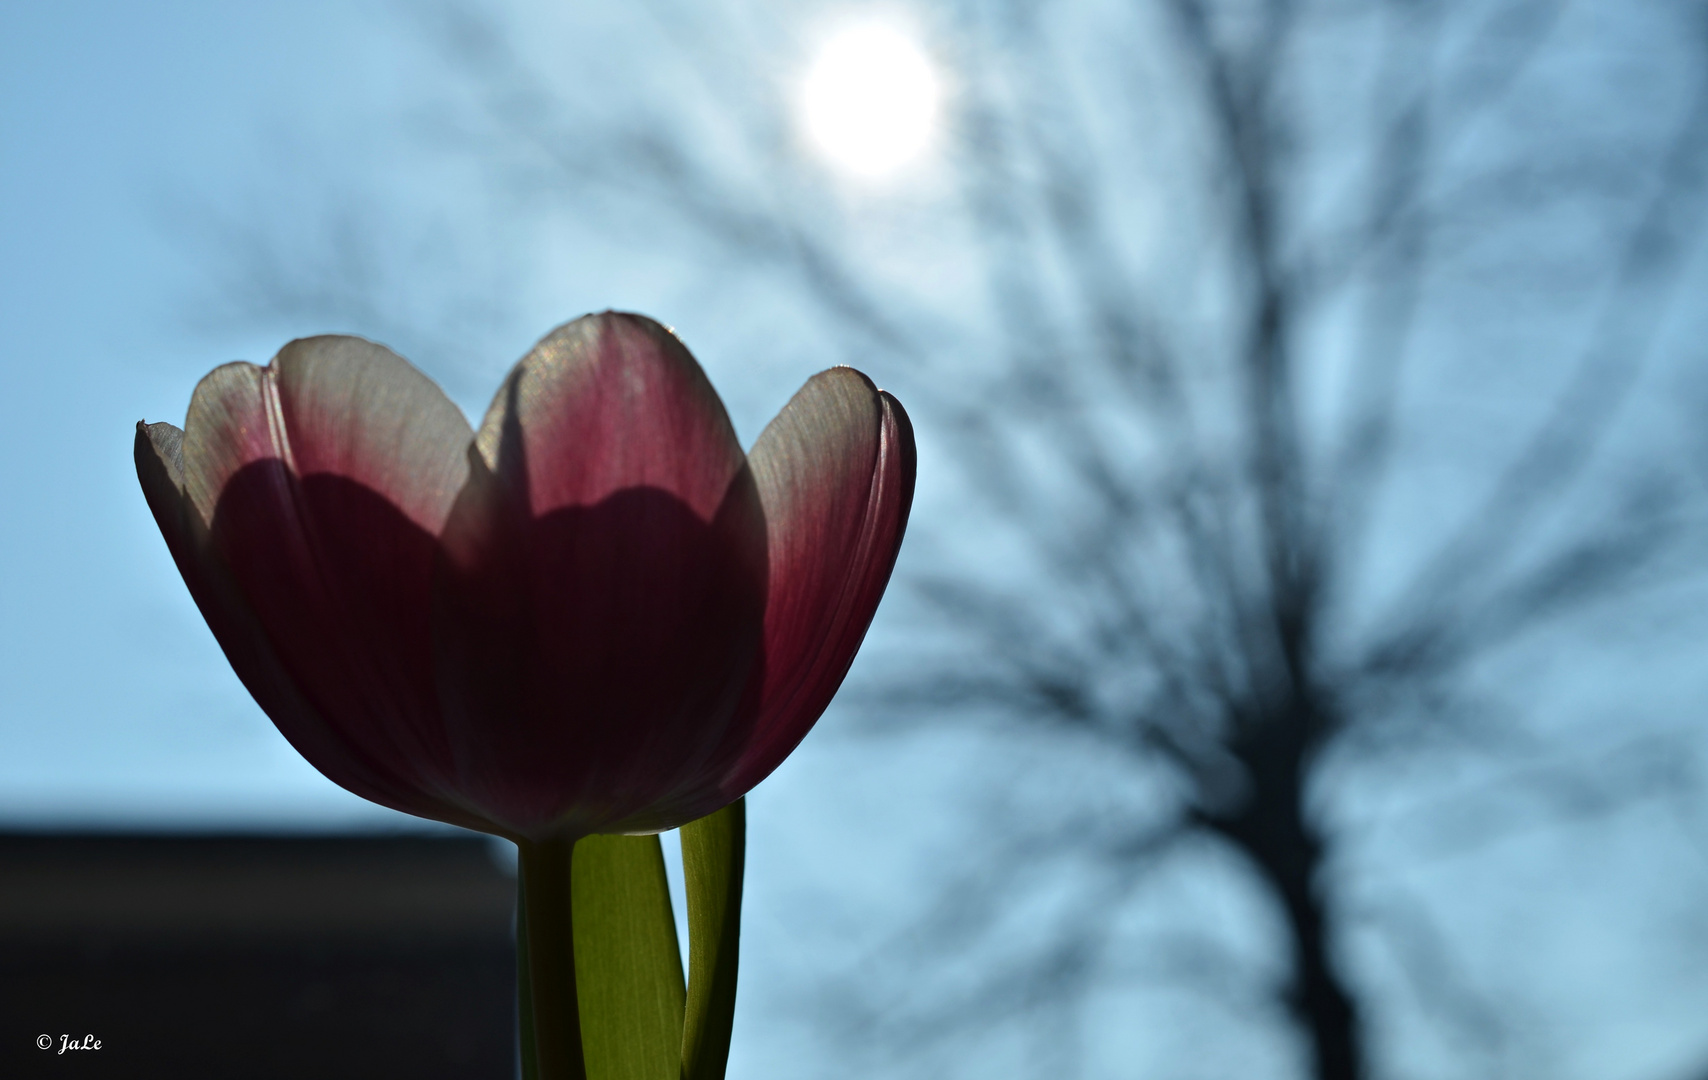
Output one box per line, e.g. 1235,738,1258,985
200,1,1708,1078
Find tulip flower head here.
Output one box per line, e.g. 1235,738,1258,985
136,313,915,842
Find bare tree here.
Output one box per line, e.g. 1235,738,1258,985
198,1,1708,1077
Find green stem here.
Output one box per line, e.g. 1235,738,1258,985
518,834,586,1080
681,799,745,1080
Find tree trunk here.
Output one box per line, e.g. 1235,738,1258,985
1270,824,1361,1080
1209,708,1362,1080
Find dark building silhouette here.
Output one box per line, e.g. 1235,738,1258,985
0,832,517,1079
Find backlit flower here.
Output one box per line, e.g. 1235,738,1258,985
135,312,914,840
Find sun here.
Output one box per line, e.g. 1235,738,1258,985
800,21,942,181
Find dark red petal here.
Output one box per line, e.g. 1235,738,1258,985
437,315,766,838
710,369,916,807
135,421,490,832
433,473,767,839
175,341,490,830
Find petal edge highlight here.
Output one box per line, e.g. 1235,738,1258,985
720,369,916,800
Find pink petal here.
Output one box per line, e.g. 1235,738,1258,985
135,421,490,832
470,313,748,520
713,368,916,805
175,339,487,827
434,314,766,838
183,336,473,534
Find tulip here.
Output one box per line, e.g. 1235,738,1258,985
135,312,914,1079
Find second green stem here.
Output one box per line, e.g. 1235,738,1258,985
519,833,586,1080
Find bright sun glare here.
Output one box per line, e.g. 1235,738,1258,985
801,22,941,180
